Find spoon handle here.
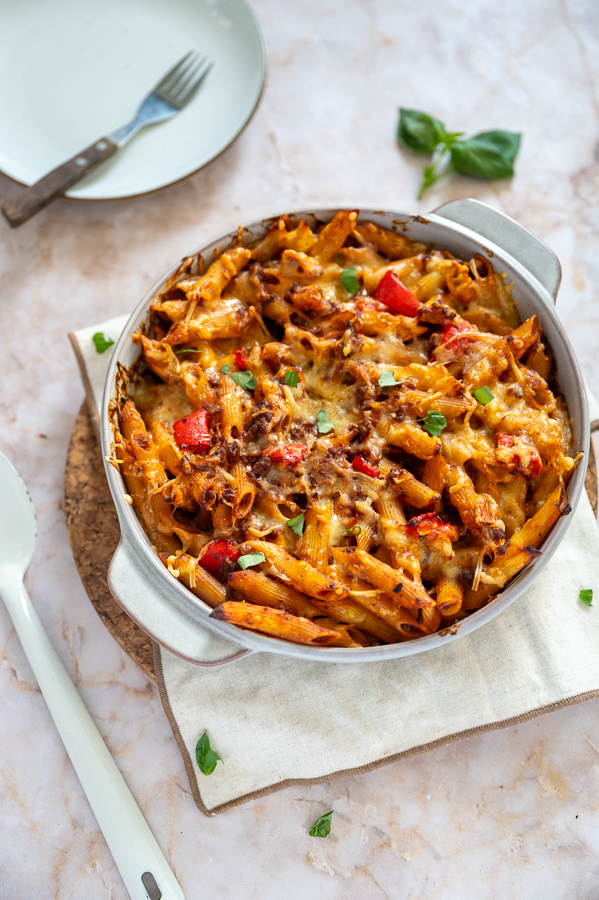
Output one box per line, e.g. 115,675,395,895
1,576,186,900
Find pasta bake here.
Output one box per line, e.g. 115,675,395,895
112,210,578,649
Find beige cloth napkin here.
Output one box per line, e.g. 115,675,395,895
70,317,599,816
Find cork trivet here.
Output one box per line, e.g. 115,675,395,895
64,402,598,682
64,403,155,679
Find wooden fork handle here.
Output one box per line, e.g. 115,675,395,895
1,137,118,227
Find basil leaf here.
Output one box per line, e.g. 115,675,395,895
316,410,334,435
284,369,299,388
341,268,360,294
398,108,447,154
344,525,361,536
378,371,401,388
92,332,115,354
286,513,305,537
238,552,266,569
309,811,333,838
176,348,200,354
579,589,593,607
451,131,521,180
472,130,521,159
230,371,258,391
420,410,447,437
220,363,230,374
473,386,494,405
195,731,223,776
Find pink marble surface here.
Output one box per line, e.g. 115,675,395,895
1,0,599,897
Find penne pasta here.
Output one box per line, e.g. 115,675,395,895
211,602,341,645
159,552,226,609
301,500,332,571
331,547,435,609
242,541,348,600
228,569,320,618
229,461,255,519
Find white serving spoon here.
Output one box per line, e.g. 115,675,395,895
0,451,186,900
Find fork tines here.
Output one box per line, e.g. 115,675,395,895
155,51,213,109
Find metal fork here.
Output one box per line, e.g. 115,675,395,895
2,51,212,228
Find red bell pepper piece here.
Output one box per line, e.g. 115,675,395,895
356,298,378,311
199,540,240,577
234,348,248,370
496,433,542,478
406,512,459,542
439,317,477,347
497,433,515,449
352,456,381,478
373,271,421,316
266,443,308,467
173,409,210,453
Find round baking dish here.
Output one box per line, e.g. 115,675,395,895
101,199,590,667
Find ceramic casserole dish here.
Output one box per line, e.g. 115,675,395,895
101,198,589,667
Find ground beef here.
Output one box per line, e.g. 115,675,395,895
251,456,273,478
226,440,240,463
248,409,273,441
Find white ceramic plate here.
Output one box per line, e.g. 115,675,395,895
0,0,267,199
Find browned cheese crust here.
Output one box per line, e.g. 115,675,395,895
112,211,578,647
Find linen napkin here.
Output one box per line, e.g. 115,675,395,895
70,317,599,816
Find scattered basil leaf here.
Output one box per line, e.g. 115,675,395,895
579,589,593,607
92,332,114,354
238,552,266,569
309,811,333,838
420,410,447,437
378,371,401,388
230,370,258,391
286,513,305,537
221,363,230,374
344,525,362,536
398,109,448,154
472,386,494,405
341,268,360,294
316,410,334,434
175,348,200,354
284,369,299,388
195,731,223,776
451,131,521,180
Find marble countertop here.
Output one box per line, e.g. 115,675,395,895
2,0,599,897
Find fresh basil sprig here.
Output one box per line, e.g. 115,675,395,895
579,589,593,607
92,332,115,354
398,108,521,199
309,811,333,838
195,731,223,775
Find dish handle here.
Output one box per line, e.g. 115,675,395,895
433,198,561,303
108,537,253,668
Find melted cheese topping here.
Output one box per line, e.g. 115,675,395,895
115,212,577,648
